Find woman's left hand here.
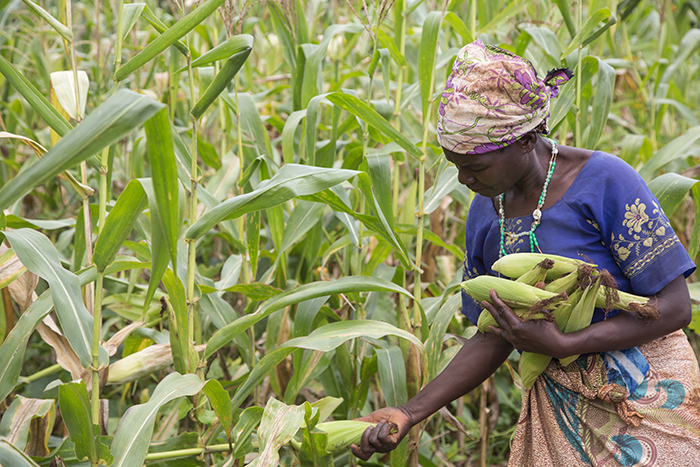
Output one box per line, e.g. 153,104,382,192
482,289,572,359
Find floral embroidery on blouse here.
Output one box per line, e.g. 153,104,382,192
611,198,679,277
503,218,527,252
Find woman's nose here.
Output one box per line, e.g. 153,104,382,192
458,170,476,185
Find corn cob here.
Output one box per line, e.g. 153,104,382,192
477,306,531,333
520,352,552,389
461,276,567,310
557,277,601,366
514,259,551,285
594,287,659,320
291,421,377,453
492,253,595,281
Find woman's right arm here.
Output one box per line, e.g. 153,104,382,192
351,330,513,460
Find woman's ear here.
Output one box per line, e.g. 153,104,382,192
520,131,538,154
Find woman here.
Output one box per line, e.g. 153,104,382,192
351,40,700,466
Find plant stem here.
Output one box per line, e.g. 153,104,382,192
470,0,476,37
16,363,63,386
186,55,198,346
144,443,232,461
91,272,104,428
574,1,582,148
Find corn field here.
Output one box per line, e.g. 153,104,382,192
1,0,700,466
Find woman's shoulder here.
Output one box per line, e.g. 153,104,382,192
566,150,643,194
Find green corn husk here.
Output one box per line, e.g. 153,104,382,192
291,421,377,453
520,351,553,389
461,275,566,310
492,253,595,281
595,287,659,320
514,259,551,285
477,306,539,333
557,277,602,366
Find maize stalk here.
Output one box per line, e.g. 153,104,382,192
492,252,595,281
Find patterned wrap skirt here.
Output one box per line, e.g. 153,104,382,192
509,330,700,466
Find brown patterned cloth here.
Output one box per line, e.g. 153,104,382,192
509,330,700,466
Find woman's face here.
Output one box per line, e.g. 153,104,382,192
443,141,528,198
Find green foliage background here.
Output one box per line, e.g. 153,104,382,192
0,0,700,466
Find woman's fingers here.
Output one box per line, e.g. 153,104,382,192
351,420,399,460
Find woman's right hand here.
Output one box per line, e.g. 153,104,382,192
350,407,413,461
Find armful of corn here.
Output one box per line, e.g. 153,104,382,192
461,253,658,389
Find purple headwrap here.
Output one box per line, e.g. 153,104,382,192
437,40,573,155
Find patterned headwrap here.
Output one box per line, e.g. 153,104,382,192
437,40,573,155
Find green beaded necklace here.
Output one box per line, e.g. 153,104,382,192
498,137,558,258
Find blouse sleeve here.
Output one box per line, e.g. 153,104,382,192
580,156,695,295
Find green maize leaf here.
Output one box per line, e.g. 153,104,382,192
561,9,617,58
648,173,699,217
0,89,164,211
0,291,54,402
282,109,307,164
249,398,305,467
377,29,407,67
366,154,394,229
281,320,423,352
2,229,107,368
658,29,700,90
553,0,576,37
690,184,700,261
206,276,416,359
423,165,460,215
178,34,253,71
654,98,700,127
586,58,614,149
549,56,598,129
376,346,408,407
93,180,147,272
121,3,146,41
424,294,461,382
199,293,237,329
140,4,189,56
268,1,296,71
162,270,198,374
0,248,25,289
144,107,180,271
191,46,252,119
220,283,283,301
326,91,422,158
58,381,113,465
444,11,472,43
0,54,72,137
229,407,264,460
0,438,42,467
639,126,700,180
246,211,260,279
478,1,523,33
111,373,205,467
524,27,563,67
279,201,324,256
186,164,359,241
201,380,233,444
116,0,226,81
419,11,442,120
21,0,73,42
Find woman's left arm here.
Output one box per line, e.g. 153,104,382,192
483,274,692,359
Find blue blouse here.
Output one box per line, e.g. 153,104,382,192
461,151,696,326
